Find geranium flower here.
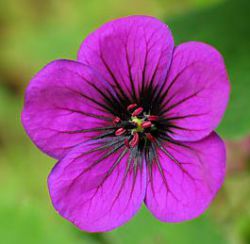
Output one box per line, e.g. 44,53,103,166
22,16,230,232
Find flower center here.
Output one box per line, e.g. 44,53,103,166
131,117,144,133
113,103,159,149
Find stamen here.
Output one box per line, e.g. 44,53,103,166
124,138,130,148
127,103,137,111
115,128,126,136
146,133,155,142
113,116,121,124
110,103,159,151
130,132,139,148
132,107,143,117
141,121,152,129
147,115,159,121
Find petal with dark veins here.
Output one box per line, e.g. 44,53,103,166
22,60,117,159
145,132,226,222
48,139,146,232
159,42,230,141
78,16,174,102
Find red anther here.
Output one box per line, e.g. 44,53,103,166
124,138,130,148
148,115,159,121
130,132,139,148
127,103,137,111
113,116,121,124
132,107,143,117
115,128,126,136
141,121,152,129
145,133,155,142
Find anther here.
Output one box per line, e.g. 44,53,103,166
132,107,143,117
115,128,126,136
141,121,152,129
145,133,155,142
130,132,139,148
113,116,121,124
147,115,159,121
124,138,130,148
127,103,137,111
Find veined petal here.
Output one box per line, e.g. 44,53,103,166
159,42,230,141
48,140,146,232
78,16,174,101
145,132,226,222
22,60,117,159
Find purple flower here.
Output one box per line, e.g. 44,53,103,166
22,16,230,232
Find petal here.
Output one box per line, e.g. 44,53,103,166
145,132,226,222
78,16,174,101
48,140,146,232
22,60,117,159
160,42,230,141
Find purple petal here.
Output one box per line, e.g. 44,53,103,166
161,42,230,141
48,140,146,232
78,16,174,100
145,132,226,222
22,60,115,159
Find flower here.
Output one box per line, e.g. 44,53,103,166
21,16,230,232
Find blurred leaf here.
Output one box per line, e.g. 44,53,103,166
0,139,103,244
108,206,226,244
168,0,250,139
0,199,102,244
219,175,250,244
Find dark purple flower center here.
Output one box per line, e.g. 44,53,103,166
87,76,187,166
89,75,185,155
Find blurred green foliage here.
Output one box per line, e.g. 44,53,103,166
0,0,249,244
168,0,250,139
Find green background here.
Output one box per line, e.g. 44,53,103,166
0,0,250,243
